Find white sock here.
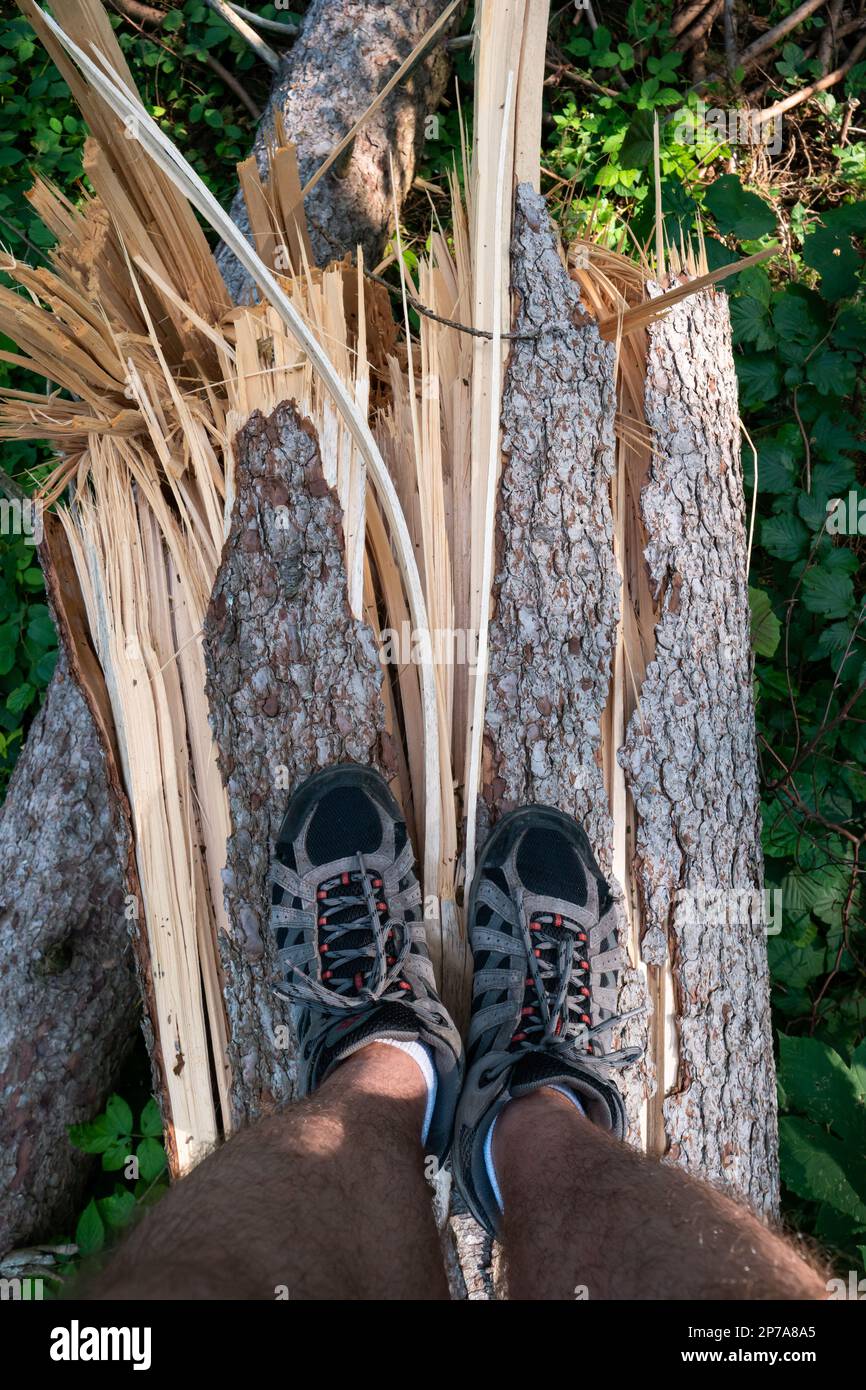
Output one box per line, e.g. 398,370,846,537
374,1038,438,1145
483,1085,585,1214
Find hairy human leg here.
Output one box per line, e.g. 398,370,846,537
495,1087,828,1302
86,1044,448,1301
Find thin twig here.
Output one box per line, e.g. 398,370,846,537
671,0,717,39
204,52,261,119
756,31,866,123
0,466,28,503
723,0,738,75
108,0,165,25
364,269,541,341
739,0,828,68
202,0,280,72
227,3,297,38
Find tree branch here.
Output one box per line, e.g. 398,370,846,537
203,0,280,72
739,0,829,68
204,51,261,119
756,29,866,122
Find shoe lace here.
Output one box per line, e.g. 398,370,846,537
509,903,643,1069
284,852,414,1012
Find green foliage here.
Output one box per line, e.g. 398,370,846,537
0,1,283,794
0,527,57,796
777,1037,866,1270
539,1,866,1270
69,1094,168,1261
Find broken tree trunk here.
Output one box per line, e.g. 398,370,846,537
450,185,653,1290
0,555,148,1238
1,0,453,1248
202,400,393,1124
216,0,456,297
450,189,777,1296
0,646,136,1254
619,283,779,1217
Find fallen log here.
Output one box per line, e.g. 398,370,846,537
216,0,458,295
0,0,455,1248
202,401,393,1124
619,282,779,1216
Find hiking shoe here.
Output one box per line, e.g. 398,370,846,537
453,805,643,1236
270,763,463,1164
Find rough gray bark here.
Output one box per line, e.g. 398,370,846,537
454,185,653,1296
203,401,393,1125
480,185,652,1128
216,0,455,298
0,1,453,1239
0,647,137,1252
619,284,779,1217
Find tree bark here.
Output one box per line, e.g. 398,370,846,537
216,0,455,298
0,644,137,1252
202,401,394,1125
619,283,779,1217
1,0,454,1246
449,191,776,1295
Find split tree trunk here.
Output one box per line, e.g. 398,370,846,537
202,401,393,1125
450,189,777,1296
620,283,779,1215
0,0,455,1250
216,0,456,299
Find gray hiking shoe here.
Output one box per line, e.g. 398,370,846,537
453,805,643,1237
270,763,463,1164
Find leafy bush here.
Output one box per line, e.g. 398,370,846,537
69,1093,169,1261
0,2,296,792
537,1,866,1271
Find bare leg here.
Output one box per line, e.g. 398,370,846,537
495,1088,828,1301
86,1045,448,1300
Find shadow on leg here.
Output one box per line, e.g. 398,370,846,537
83,1045,449,1301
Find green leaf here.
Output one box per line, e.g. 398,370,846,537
26,604,55,649
811,458,857,506
832,304,866,351
704,174,776,239
768,935,826,989
75,1198,105,1256
137,1136,167,1184
730,294,775,349
619,110,655,167
98,1189,137,1230
779,1117,866,1221
762,513,808,561
803,225,861,301
749,586,781,657
801,566,855,619
754,430,800,492
761,799,801,857
6,682,35,716
778,1036,866,1142
140,1097,163,1138
0,147,24,166
737,265,772,306
68,1116,114,1155
773,290,824,346
809,350,857,396
102,1138,131,1172
105,1092,133,1137
736,353,781,406
812,411,861,461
